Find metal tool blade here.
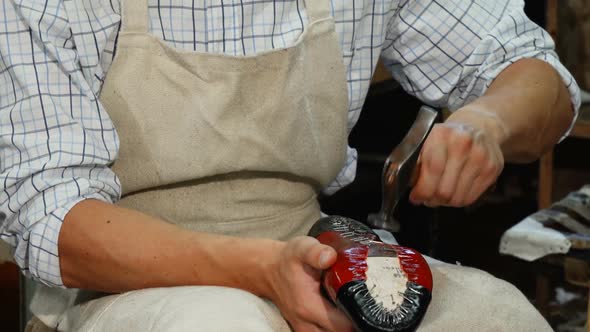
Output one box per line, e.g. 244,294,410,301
367,106,439,232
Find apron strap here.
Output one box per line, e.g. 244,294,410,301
306,0,332,22
121,0,150,34
120,1,331,34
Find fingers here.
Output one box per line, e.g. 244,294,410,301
291,295,354,332
464,148,504,205
290,236,337,270
448,144,486,206
315,297,355,332
410,122,504,208
290,321,324,332
410,126,448,205
434,126,472,205
275,237,354,332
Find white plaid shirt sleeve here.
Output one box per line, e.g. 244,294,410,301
381,0,581,117
0,1,120,287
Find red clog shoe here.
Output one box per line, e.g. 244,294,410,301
308,216,432,332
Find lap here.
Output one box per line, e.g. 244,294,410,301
47,260,550,332
57,286,290,332
419,258,552,332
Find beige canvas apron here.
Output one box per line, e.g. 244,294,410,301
101,0,348,240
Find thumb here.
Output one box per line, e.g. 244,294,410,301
295,237,338,270
309,244,337,270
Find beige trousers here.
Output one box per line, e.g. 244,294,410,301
25,257,551,332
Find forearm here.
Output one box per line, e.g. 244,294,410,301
59,199,281,296
447,58,575,163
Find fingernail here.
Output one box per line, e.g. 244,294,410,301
319,250,332,267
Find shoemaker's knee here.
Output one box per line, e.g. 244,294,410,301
418,259,552,332
64,286,289,332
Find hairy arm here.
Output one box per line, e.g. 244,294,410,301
382,0,580,207
59,199,354,331
59,199,280,295
448,58,574,163
410,59,576,207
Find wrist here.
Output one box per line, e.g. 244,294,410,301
446,104,509,146
183,233,285,298
217,236,285,299
255,239,285,299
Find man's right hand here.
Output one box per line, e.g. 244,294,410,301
264,236,354,332
60,200,354,331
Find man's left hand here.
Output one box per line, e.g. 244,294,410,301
409,112,505,207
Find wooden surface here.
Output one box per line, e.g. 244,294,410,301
538,150,554,209
536,274,551,319
539,105,590,209
546,0,558,40
572,120,590,138
572,105,590,139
